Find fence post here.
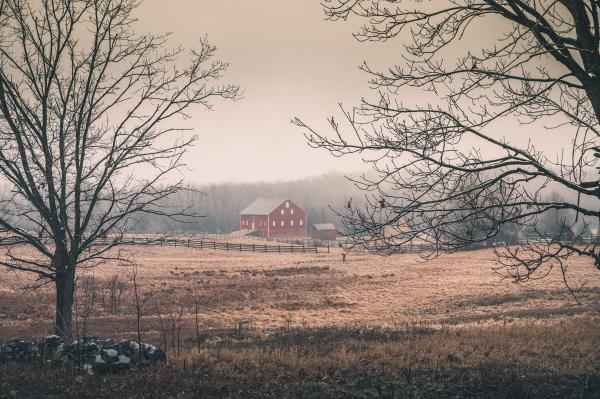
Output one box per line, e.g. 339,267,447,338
291,245,294,253
188,239,190,248
214,241,216,250
302,243,305,253
226,242,229,251
264,244,267,253
327,244,330,253
278,245,281,254
252,244,255,252
239,243,242,252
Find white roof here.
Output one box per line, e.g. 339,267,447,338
312,223,336,231
239,197,287,215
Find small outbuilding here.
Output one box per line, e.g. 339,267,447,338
310,223,338,241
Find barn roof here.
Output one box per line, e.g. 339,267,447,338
239,197,288,215
312,223,336,231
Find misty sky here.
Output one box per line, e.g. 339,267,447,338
135,1,395,184
133,1,573,185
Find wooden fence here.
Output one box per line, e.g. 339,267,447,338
225,232,341,248
4,232,597,255
100,237,328,254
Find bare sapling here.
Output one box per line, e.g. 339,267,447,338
129,262,143,369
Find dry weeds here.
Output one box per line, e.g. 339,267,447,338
0,244,599,339
2,318,600,398
1,243,599,397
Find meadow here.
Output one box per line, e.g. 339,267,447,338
1,243,599,398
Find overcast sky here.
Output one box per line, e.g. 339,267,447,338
135,0,395,184
132,1,576,186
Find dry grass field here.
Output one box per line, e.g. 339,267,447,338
1,243,600,398
1,244,598,338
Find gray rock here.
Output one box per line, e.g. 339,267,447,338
102,348,119,362
116,355,131,370
83,363,94,375
0,336,165,374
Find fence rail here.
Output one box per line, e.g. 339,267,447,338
3,232,597,255
99,237,328,254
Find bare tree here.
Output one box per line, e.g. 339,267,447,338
0,0,239,339
294,1,600,278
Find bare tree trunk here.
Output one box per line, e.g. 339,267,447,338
54,266,75,340
0,0,239,344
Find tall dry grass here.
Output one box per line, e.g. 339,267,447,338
2,317,599,398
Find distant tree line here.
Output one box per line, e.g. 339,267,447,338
2,173,593,243
129,173,361,234
3,173,592,242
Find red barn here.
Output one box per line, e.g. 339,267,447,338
239,198,307,238
310,223,338,241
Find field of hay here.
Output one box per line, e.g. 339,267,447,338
1,243,598,339
1,243,600,398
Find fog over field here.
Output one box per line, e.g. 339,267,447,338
1,1,600,398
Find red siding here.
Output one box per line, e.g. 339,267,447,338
240,199,307,238
240,215,269,238
268,200,307,238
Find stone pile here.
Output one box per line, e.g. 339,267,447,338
0,335,166,374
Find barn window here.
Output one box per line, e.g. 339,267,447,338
285,201,289,208
291,209,294,215
300,219,303,226
281,221,284,226
272,221,275,226
291,220,294,226
281,209,284,215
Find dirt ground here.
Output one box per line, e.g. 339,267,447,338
1,243,599,341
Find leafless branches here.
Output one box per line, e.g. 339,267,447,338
296,0,600,276
0,0,239,338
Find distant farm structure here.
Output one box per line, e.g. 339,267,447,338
310,223,338,241
239,198,307,238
